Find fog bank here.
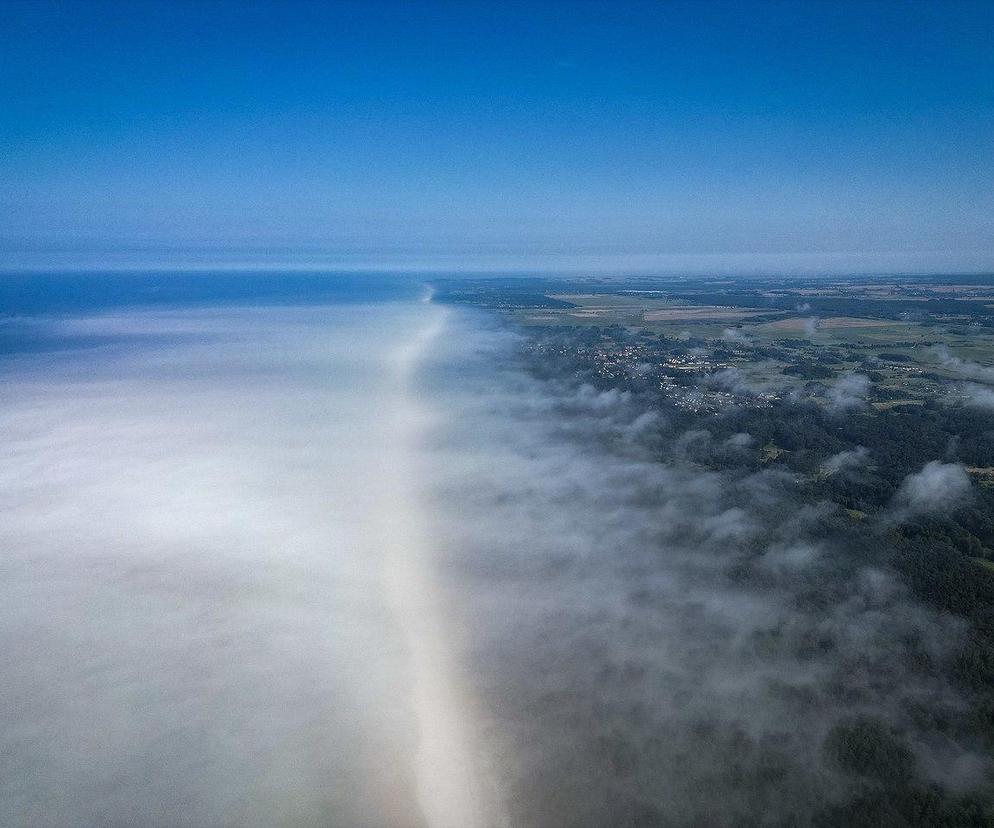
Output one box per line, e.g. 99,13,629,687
0,301,486,827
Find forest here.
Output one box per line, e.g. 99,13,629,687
513,319,994,825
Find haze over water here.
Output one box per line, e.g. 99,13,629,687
0,276,496,827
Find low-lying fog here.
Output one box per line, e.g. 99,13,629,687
1,301,469,827
0,294,986,826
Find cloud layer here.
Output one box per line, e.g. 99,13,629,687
0,301,987,827
416,314,984,825
0,305,446,827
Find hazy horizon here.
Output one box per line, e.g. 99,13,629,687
4,249,994,277
3,0,994,273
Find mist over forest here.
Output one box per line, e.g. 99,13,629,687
418,307,994,826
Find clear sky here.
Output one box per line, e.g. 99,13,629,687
2,0,993,272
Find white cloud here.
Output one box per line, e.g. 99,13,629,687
827,372,871,413
822,446,870,475
722,327,751,345
932,345,994,384
959,382,994,410
887,460,973,523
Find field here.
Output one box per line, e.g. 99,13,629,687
435,273,994,410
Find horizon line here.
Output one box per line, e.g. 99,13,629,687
2,249,994,278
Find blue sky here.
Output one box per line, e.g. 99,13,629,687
2,0,993,272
